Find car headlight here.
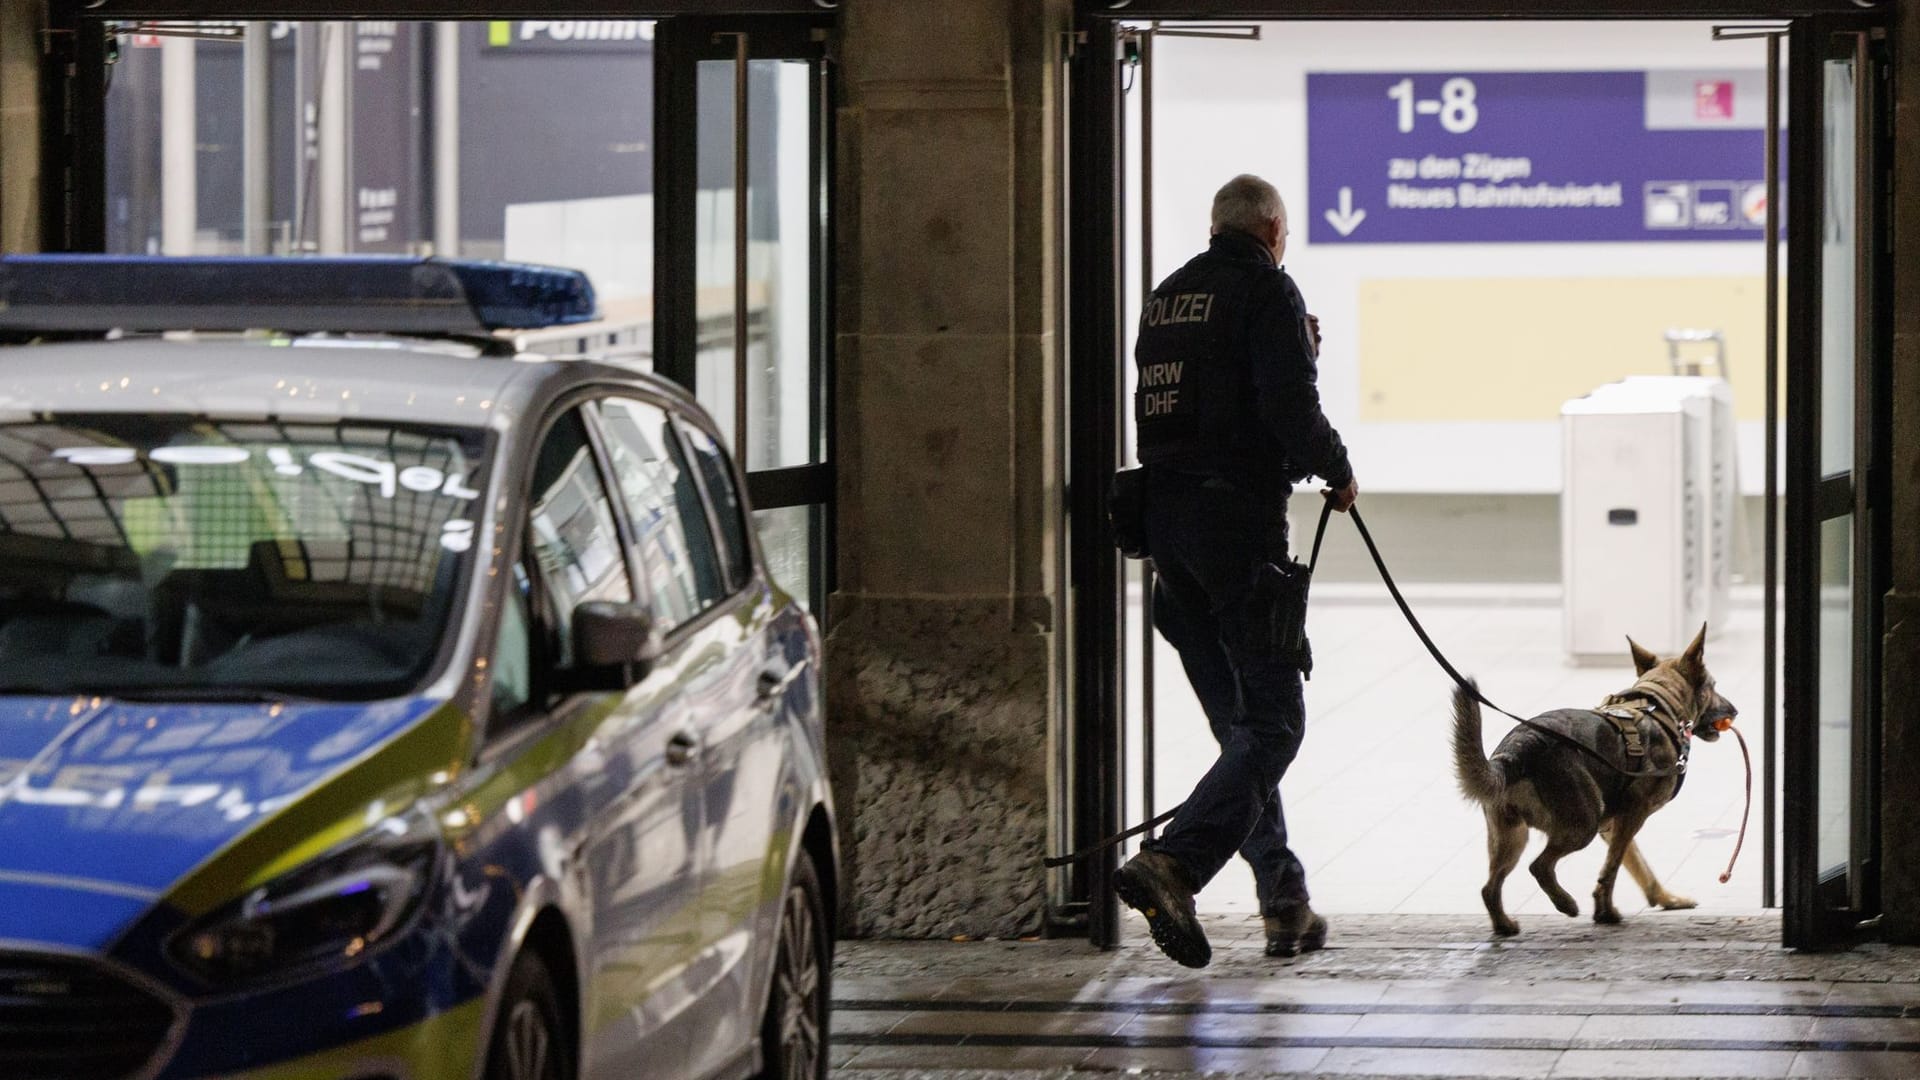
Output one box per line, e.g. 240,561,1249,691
170,823,439,985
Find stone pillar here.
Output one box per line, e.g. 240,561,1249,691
1880,3,1920,945
0,0,39,252
825,0,1066,939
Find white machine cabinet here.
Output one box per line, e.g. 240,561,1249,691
1561,376,1735,662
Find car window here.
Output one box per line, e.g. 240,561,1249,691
0,416,486,700
594,397,727,634
526,409,632,668
677,420,753,590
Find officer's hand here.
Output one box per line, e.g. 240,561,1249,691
1323,478,1358,513
1306,313,1323,351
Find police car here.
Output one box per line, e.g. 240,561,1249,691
0,255,836,1080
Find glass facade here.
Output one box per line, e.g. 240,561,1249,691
103,19,830,615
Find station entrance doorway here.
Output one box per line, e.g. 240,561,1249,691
1063,3,1891,952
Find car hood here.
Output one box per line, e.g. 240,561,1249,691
0,694,466,951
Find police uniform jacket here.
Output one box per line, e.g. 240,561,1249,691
1133,229,1352,498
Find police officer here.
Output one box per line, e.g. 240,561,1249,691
1113,174,1356,968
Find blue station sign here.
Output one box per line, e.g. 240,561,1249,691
1306,70,1774,245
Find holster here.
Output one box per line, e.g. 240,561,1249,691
1109,468,1150,559
1255,557,1315,678
1255,499,1333,678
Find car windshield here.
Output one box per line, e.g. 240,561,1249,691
0,416,489,700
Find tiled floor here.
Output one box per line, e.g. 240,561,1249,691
1124,587,1782,918
828,912,1920,1078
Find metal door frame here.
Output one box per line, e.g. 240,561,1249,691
654,15,837,617
1781,13,1893,950
1066,0,1891,949
1065,17,1127,945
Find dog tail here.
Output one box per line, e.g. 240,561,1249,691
1452,681,1505,805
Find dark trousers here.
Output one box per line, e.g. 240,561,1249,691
1141,468,1310,916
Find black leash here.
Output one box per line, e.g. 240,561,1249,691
1044,500,1677,871
1344,504,1683,779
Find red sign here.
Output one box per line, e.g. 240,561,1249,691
1695,80,1735,121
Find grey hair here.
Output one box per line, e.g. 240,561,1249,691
1211,174,1286,236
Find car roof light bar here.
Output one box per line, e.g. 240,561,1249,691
0,255,600,335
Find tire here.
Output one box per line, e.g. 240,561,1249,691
484,949,573,1080
756,853,831,1080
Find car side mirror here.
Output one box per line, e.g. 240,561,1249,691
572,601,663,683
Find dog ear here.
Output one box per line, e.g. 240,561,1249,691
1627,637,1659,675
1680,623,1708,673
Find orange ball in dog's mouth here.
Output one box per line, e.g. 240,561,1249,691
1714,718,1734,732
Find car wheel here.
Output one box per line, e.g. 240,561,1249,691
485,949,572,1080
757,853,830,1080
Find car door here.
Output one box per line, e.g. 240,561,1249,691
513,406,706,1079
591,395,770,1076
673,414,808,1067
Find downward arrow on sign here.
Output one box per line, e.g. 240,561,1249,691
1324,187,1367,237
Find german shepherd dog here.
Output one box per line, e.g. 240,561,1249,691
1452,625,1738,936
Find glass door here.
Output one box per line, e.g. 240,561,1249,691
655,16,833,616
1784,20,1890,950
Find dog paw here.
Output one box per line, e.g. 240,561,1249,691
1656,894,1698,911
1593,908,1623,925
1493,920,1521,938
1550,895,1580,918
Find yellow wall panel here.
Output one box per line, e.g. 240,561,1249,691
1358,276,1777,422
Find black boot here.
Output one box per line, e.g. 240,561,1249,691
1264,905,1328,958
1114,850,1211,969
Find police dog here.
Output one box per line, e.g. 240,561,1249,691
1451,626,1737,936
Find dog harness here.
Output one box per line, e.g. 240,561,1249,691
1600,701,1693,794
1513,703,1693,790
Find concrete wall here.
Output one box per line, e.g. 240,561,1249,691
0,0,38,251
824,0,1067,939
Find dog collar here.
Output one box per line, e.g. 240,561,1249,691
1650,701,1695,742
1657,703,1694,770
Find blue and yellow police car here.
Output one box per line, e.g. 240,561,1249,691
0,256,837,1080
